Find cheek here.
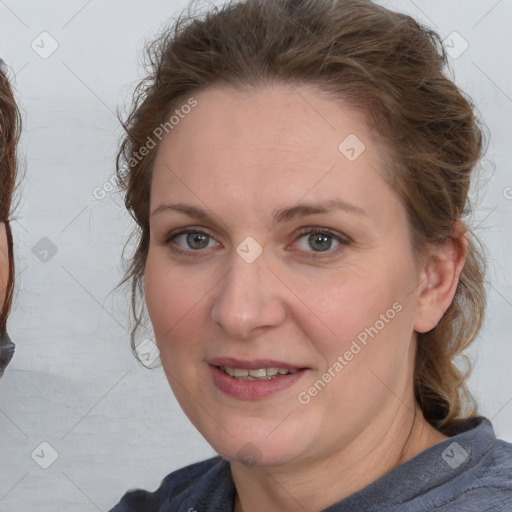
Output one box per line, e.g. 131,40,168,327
292,251,418,370
289,268,418,431
144,252,208,359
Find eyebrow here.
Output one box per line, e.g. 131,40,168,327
151,199,368,226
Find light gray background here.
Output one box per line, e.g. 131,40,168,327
0,1,511,510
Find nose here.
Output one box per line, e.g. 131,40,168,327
210,251,287,340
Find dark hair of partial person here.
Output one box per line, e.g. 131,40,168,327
0,62,21,333
116,0,487,436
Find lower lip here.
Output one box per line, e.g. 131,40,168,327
209,365,308,400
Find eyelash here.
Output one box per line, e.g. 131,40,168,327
163,226,351,259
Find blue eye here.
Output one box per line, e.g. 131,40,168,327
293,228,348,255
164,227,349,258
167,230,220,252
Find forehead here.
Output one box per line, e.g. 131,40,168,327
157,84,373,158
151,85,399,226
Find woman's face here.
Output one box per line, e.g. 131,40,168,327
145,84,429,466
0,222,8,308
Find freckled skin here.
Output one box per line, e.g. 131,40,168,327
144,84,460,512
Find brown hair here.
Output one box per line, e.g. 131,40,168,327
0,62,21,333
117,0,486,435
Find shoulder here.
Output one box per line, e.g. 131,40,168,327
459,417,512,486
330,416,512,512
431,441,512,511
463,432,512,495
421,417,512,511
108,456,234,512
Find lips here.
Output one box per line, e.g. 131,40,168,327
220,366,297,379
208,357,306,371
208,357,310,399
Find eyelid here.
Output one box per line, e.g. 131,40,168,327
163,225,219,244
289,226,351,257
163,226,222,255
163,225,351,257
293,226,351,243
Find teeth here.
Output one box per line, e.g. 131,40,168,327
248,368,267,378
221,366,298,380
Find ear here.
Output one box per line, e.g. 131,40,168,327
413,223,467,334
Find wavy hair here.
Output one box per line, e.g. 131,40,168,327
0,62,21,333
117,0,486,435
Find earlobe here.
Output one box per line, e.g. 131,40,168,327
413,226,468,334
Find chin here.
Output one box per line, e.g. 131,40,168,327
198,417,314,467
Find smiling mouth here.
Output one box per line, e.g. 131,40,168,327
216,365,300,381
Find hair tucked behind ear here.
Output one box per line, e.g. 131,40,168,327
117,0,486,435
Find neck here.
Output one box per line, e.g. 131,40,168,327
231,403,448,512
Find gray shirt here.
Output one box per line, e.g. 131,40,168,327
109,416,512,511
